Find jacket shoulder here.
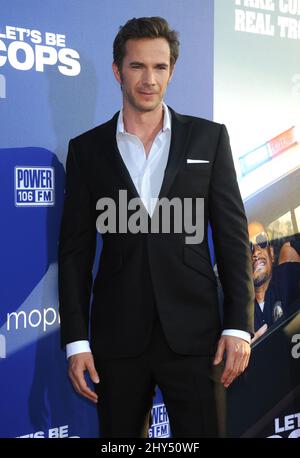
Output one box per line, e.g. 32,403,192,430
169,107,224,134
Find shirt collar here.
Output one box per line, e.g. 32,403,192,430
117,102,171,135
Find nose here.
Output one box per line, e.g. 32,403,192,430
142,69,156,86
252,244,262,259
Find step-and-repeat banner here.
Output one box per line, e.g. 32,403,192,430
214,0,300,438
0,0,299,438
0,0,213,438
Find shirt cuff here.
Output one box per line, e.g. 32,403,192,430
221,329,251,343
66,340,91,359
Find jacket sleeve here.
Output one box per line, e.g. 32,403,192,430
58,140,97,347
208,124,254,335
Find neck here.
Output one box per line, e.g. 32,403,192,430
122,104,164,156
255,276,272,303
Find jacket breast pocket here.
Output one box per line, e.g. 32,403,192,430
183,160,211,184
183,245,216,284
185,162,211,172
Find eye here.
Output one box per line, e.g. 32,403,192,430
130,63,143,69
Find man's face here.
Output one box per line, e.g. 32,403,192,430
248,222,274,288
112,38,174,113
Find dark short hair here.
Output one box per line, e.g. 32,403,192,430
113,16,179,70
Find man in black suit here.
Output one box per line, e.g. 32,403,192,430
58,17,254,438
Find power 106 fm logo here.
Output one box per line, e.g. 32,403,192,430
15,166,54,206
149,403,170,437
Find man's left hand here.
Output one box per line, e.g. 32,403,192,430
213,336,251,388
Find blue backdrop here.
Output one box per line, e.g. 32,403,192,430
0,0,213,438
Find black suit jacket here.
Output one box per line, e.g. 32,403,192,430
58,108,254,359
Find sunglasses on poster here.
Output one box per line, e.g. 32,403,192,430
249,232,270,255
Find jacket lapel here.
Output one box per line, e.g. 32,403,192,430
158,107,192,200
103,112,140,200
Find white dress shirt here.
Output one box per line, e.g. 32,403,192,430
66,104,250,358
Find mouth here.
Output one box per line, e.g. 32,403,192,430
138,91,157,96
253,258,266,272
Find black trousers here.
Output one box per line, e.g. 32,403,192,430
94,315,225,438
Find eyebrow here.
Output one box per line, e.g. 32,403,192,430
129,61,169,67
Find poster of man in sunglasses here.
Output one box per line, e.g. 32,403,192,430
248,221,300,343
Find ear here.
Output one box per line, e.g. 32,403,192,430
270,245,275,263
112,62,122,84
168,65,175,83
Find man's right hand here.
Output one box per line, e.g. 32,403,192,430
68,352,100,403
